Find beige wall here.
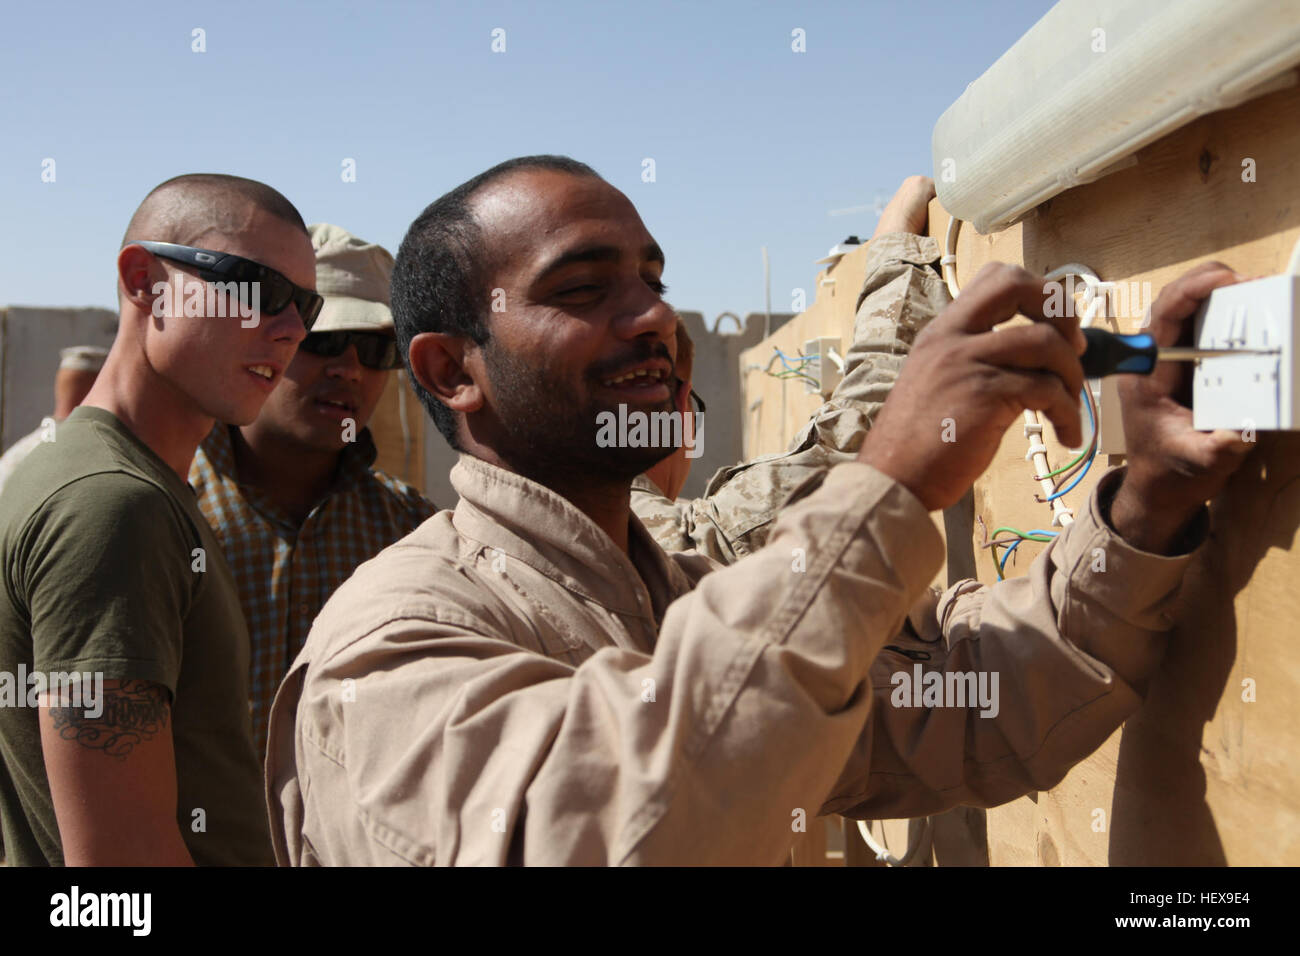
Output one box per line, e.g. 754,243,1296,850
0,307,118,451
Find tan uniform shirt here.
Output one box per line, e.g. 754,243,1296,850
267,449,1203,865
632,232,949,562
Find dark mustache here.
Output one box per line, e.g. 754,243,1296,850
588,340,673,380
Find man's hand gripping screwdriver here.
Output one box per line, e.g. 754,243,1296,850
1079,327,1280,378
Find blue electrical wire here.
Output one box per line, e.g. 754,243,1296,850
765,347,821,387
1043,387,1098,502
994,388,1094,579
772,348,815,374
995,529,1059,580
997,540,1022,578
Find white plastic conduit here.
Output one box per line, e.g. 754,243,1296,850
932,0,1300,235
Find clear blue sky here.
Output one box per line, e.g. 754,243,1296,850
0,0,1052,329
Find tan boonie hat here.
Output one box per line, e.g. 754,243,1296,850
58,346,109,373
308,223,395,333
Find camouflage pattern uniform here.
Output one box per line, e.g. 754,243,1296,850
632,232,948,562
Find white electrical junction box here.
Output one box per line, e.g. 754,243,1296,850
1192,274,1298,432
801,337,843,398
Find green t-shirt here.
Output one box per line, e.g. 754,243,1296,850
0,407,273,866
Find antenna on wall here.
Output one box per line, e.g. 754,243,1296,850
828,191,887,221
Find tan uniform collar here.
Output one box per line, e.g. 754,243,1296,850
449,453,694,624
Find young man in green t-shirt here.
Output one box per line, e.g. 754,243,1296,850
0,173,319,866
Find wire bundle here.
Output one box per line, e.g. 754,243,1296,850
944,216,1109,578
980,520,1061,581
763,347,819,387
1034,384,1099,504
980,384,1098,580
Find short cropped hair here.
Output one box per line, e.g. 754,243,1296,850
121,173,308,249
391,155,603,450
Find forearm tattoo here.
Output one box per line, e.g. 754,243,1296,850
49,679,170,758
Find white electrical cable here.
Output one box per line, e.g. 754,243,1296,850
1042,263,1114,330
941,218,1106,528
943,221,1113,328
941,216,963,299
855,818,934,867
1033,263,1112,527
1023,411,1073,527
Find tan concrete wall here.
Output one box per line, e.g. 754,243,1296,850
0,307,117,451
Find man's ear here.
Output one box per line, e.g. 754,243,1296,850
117,244,162,314
408,332,484,414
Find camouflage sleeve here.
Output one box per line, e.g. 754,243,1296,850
628,476,695,554
633,232,950,563
630,476,745,564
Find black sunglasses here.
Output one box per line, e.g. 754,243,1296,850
673,376,705,415
132,240,324,330
299,330,402,370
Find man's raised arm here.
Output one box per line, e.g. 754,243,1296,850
822,261,1255,820
634,176,947,561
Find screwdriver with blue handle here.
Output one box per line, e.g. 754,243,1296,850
1079,327,1277,377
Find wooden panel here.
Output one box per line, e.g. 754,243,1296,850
936,81,1300,865
739,244,871,460
742,81,1300,865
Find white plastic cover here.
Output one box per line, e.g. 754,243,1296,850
932,0,1300,235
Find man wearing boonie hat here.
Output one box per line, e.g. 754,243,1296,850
190,223,435,758
0,345,108,499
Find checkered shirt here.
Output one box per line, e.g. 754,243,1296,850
190,424,436,758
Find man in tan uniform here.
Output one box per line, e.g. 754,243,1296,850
267,155,1252,865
